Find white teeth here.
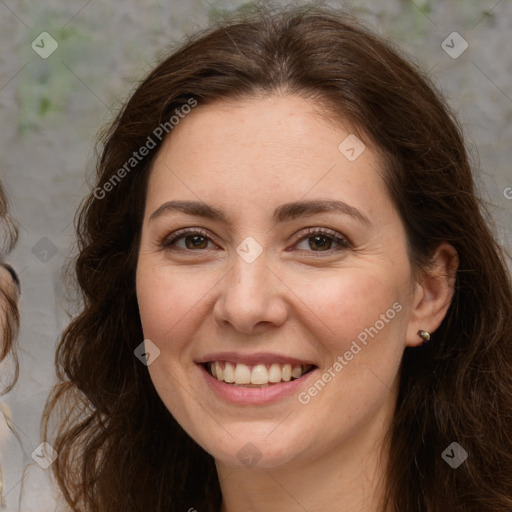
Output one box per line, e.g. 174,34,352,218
208,361,312,385
234,363,251,384
251,364,268,385
215,361,223,381
224,361,235,383
268,363,282,383
291,365,302,378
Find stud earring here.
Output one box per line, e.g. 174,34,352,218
417,330,430,343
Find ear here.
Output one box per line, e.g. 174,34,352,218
406,242,459,347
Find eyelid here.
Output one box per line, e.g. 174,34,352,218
290,226,351,250
161,227,217,248
161,226,350,254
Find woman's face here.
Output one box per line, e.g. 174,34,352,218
136,94,433,470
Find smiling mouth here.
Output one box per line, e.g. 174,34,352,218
204,361,316,387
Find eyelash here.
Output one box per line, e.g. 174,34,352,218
161,227,351,255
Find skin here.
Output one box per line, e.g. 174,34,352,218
136,94,458,512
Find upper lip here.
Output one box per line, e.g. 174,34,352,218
195,352,317,367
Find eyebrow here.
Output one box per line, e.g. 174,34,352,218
149,199,370,226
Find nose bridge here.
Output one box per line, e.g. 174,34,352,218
231,247,269,293
214,241,287,331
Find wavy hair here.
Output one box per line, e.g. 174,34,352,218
43,4,512,511
0,180,19,393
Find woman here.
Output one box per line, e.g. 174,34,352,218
0,182,19,387
0,179,20,508
43,5,512,511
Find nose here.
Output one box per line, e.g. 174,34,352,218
213,249,288,334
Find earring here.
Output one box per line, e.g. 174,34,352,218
417,330,430,343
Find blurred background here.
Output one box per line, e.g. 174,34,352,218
0,0,510,510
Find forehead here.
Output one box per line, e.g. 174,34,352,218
145,94,388,220
153,94,364,164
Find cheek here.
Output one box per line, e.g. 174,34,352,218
294,272,407,438
136,264,211,418
136,263,217,351
137,258,409,359
299,271,406,354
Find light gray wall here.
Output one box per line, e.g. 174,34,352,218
0,0,510,510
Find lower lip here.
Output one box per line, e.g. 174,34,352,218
198,364,318,405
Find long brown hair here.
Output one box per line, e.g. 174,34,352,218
0,180,19,393
43,4,512,511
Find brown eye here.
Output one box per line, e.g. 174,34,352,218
184,235,209,250
162,228,216,251
308,235,333,251
294,228,350,254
